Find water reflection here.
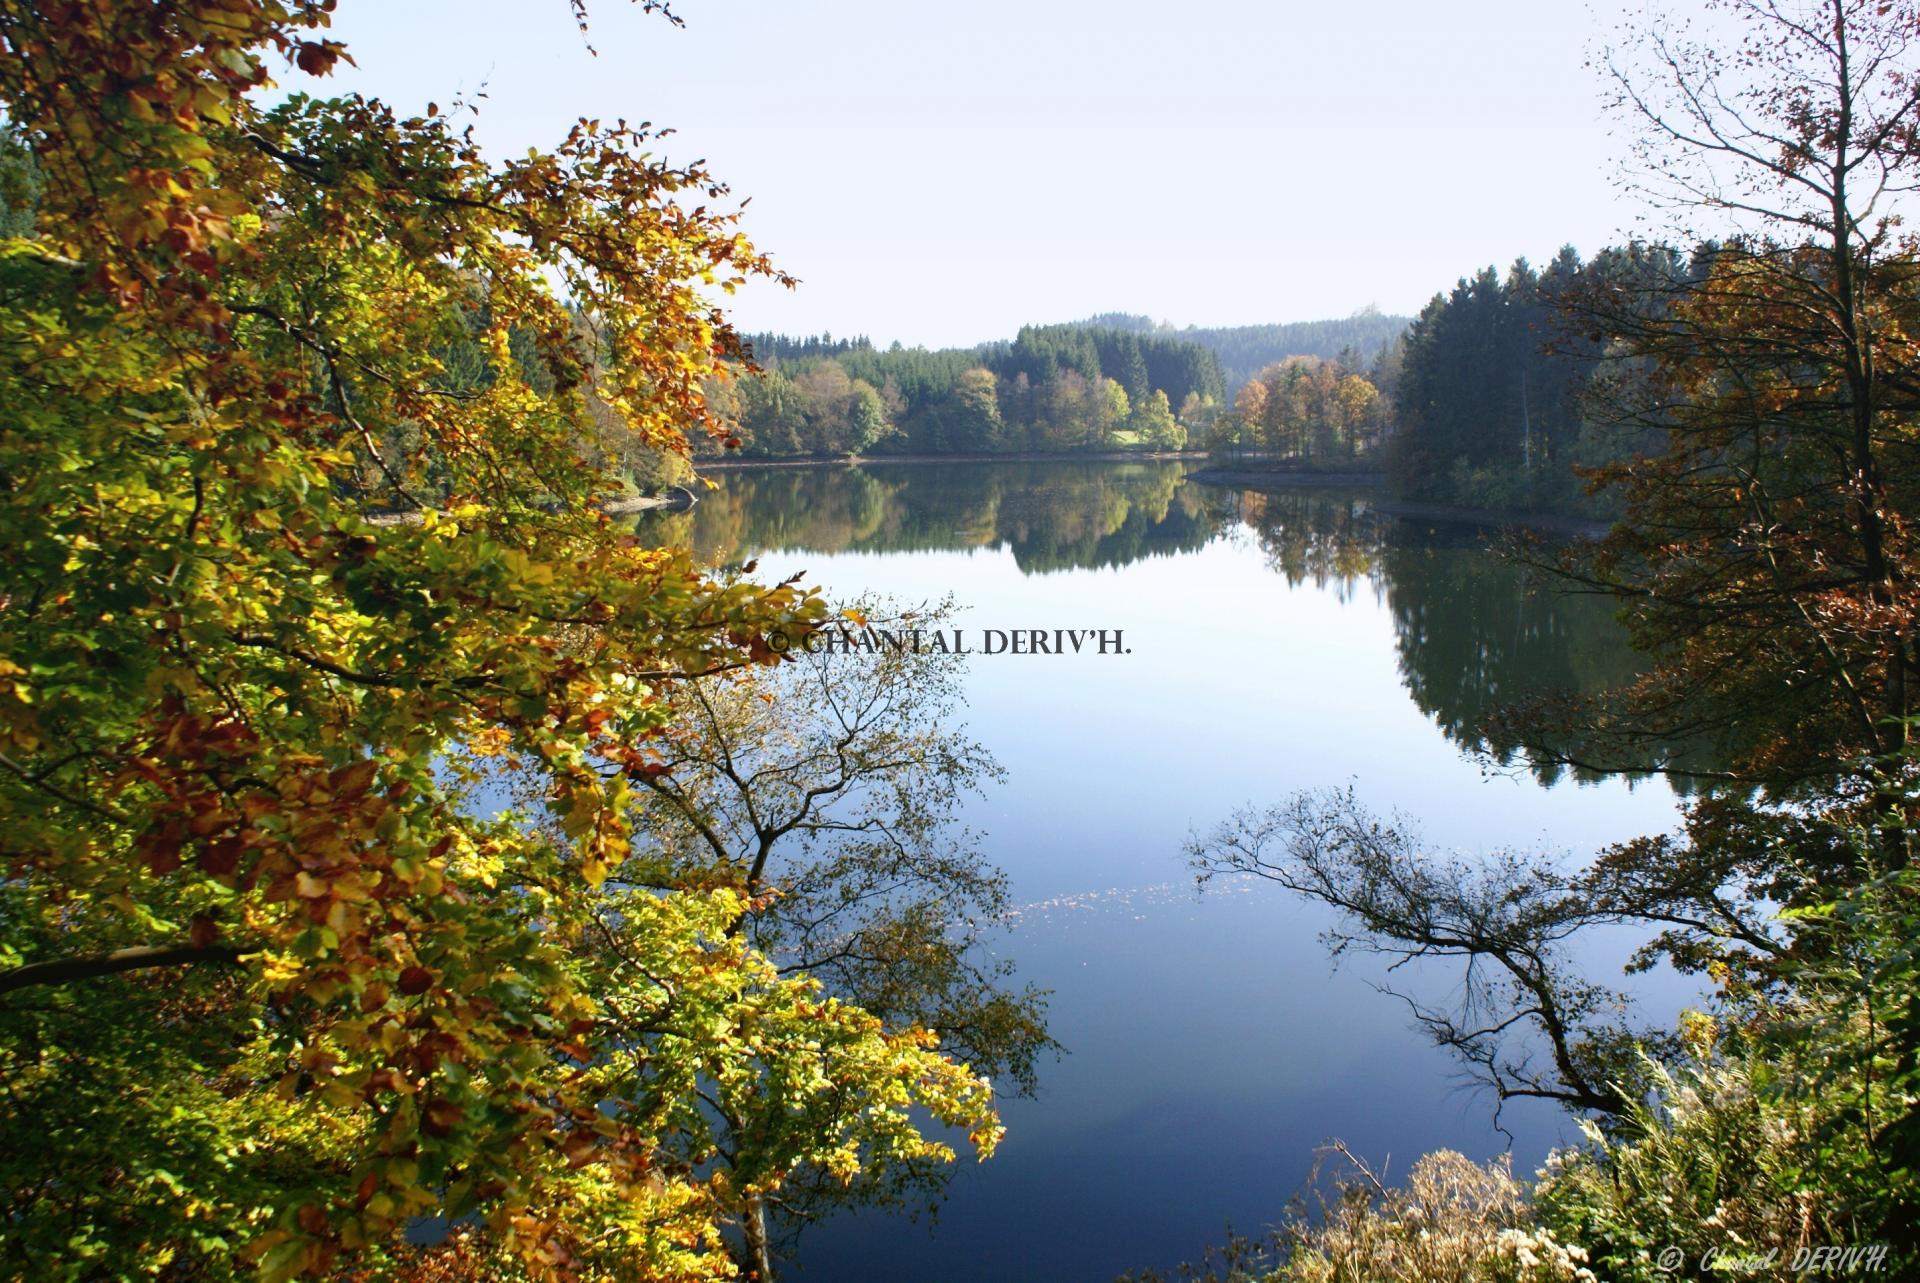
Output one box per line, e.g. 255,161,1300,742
638,461,1213,574
636,462,1665,781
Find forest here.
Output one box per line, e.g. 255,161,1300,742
701,323,1226,457
1374,244,1691,516
719,255,1789,528
706,319,1417,466
704,263,1665,513
708,272,1642,522
1190,245,1775,520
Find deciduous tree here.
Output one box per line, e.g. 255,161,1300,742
0,4,999,1279
1546,0,1920,787
587,596,1051,1275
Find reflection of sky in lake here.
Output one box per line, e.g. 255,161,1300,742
687,478,1686,1282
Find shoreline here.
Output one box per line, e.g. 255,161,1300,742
690,449,1209,471
1183,467,1384,490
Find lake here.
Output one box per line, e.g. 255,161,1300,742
635,460,1685,1282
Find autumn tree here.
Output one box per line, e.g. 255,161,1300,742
1333,373,1379,459
1226,358,1380,464
931,366,1007,451
708,359,896,459
583,596,1052,1276
0,4,1000,1279
711,323,1222,457
1539,0,1920,788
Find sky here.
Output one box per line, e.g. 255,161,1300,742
292,0,1649,348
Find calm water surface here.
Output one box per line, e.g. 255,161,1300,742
637,461,1684,1283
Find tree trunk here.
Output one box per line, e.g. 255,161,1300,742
742,1192,776,1282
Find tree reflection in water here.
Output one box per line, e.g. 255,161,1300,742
631,462,1702,784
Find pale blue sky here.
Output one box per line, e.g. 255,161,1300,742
294,0,1646,346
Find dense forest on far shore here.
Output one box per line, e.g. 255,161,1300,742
1380,244,1689,517
709,247,1762,523
706,318,1405,469
705,323,1227,460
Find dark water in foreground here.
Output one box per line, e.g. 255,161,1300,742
635,461,1684,1283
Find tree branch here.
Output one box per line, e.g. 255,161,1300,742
0,943,247,996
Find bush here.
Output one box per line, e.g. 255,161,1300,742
1536,867,1920,1281
1273,1150,1595,1283
1534,1036,1830,1283
1119,1151,1596,1283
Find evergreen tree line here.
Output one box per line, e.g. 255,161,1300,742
1382,243,1696,515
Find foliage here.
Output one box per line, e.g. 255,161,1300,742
1380,247,1677,516
711,314,1431,460
998,323,1224,413
0,3,1003,1279
703,324,1224,457
1537,871,1920,1279
1536,1049,1855,1283
0,128,36,236
703,358,896,458
1178,3,1920,1280
1208,355,1384,464
1523,0,1920,787
1200,0,1920,1116
1134,849,1920,1282
499,595,1052,1270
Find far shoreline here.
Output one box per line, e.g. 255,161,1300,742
1181,466,1383,489
689,448,1210,471
671,453,1612,539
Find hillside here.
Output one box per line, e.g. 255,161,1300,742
1075,309,1410,387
